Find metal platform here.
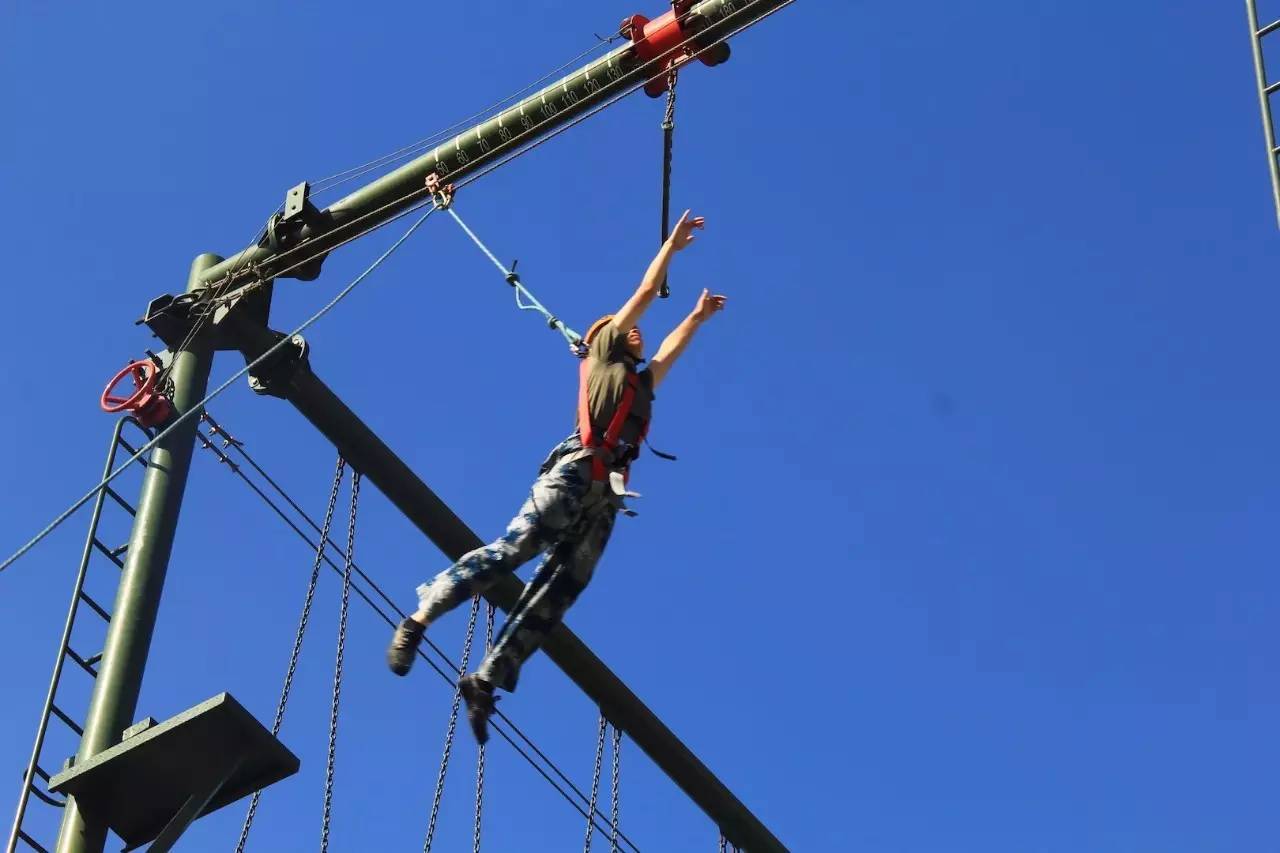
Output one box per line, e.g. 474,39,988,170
49,693,298,852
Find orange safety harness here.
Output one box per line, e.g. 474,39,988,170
576,359,649,483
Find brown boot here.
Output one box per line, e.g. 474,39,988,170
386,617,425,676
458,674,498,744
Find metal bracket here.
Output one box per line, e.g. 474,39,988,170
259,181,329,281
245,331,311,399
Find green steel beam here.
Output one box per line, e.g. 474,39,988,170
223,318,787,853
54,255,221,853
195,0,791,289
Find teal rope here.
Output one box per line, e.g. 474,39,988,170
444,205,584,353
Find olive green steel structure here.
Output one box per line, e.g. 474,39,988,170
225,318,786,852
194,0,789,292
54,255,222,853
45,2,792,850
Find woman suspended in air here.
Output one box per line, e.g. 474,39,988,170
386,209,726,743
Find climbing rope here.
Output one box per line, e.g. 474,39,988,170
658,67,678,299
424,595,483,853
472,602,495,853
235,455,347,853
321,469,360,853
437,199,585,356
583,711,609,852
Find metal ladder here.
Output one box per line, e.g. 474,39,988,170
6,418,151,853
1247,0,1280,227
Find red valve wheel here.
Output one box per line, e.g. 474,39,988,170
101,360,159,413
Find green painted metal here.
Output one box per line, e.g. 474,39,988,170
54,255,222,853
195,0,791,289
223,317,787,852
49,693,296,852
7,419,142,853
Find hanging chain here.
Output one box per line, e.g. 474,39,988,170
472,602,495,853
658,67,678,299
424,595,483,852
609,723,622,853
235,455,346,853
321,469,359,853
583,711,609,852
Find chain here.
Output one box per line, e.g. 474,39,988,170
472,602,495,853
321,469,359,853
235,455,346,853
610,723,622,853
424,595,482,852
583,711,608,852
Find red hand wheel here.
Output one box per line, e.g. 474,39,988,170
100,359,172,426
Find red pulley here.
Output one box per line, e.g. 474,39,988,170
100,359,173,427
623,2,732,98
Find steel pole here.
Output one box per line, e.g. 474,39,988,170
223,320,785,852
54,255,221,853
195,0,792,288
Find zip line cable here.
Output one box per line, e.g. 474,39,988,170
194,420,643,851
0,205,440,576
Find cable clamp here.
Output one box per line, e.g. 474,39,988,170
425,172,455,209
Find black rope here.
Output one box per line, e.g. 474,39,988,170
658,69,678,299
235,456,346,853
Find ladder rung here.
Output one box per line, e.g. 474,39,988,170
17,829,51,853
103,486,136,517
65,647,99,677
78,590,111,622
33,765,51,783
1272,145,1280,156
110,543,129,558
1260,19,1280,38
28,782,65,809
91,538,124,568
49,703,83,737
1266,81,1280,96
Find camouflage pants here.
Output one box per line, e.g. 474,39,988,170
416,437,618,692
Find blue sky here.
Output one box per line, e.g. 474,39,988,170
2,1,1278,851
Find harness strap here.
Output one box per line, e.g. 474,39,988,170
577,357,642,482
